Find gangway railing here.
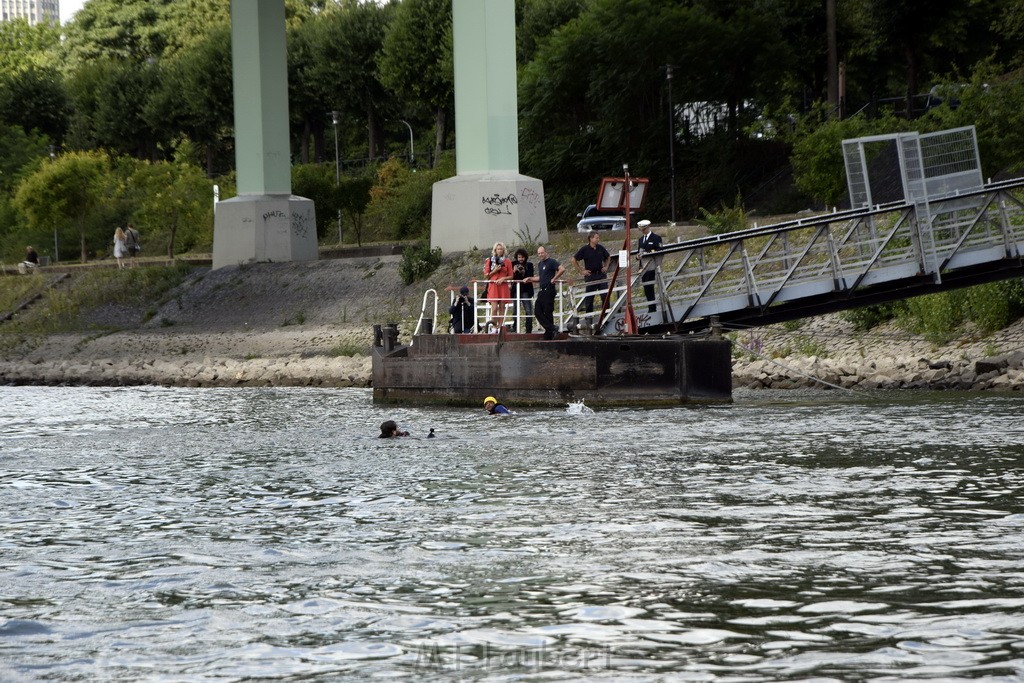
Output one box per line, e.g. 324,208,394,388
577,176,1024,334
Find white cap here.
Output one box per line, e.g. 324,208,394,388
638,220,651,228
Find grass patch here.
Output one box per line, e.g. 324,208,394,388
2,262,193,334
328,341,366,357
0,272,46,311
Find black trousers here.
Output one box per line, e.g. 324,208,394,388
641,270,656,312
583,273,606,314
535,290,557,340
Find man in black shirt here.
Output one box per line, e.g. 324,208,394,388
532,246,565,340
573,231,611,317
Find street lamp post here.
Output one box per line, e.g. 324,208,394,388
666,65,676,226
399,120,415,167
331,110,342,243
49,145,59,262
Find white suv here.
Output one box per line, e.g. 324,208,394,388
576,204,632,233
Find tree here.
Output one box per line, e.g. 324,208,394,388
0,66,69,144
128,159,213,257
0,124,50,194
61,0,173,66
340,175,373,246
516,0,585,65
64,59,163,159
14,151,110,262
292,163,339,241
379,0,453,167
849,0,1004,115
146,26,234,176
0,18,61,74
307,1,398,162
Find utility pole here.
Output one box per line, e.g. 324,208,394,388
666,65,676,225
331,110,342,243
826,0,839,117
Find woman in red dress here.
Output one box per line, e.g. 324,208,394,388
483,241,513,330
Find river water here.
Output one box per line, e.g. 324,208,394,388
1,386,1023,681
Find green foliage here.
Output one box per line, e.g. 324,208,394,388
328,340,366,357
340,175,374,246
841,303,898,332
0,271,44,310
0,124,49,194
367,154,454,240
14,151,110,263
897,291,966,345
143,26,233,172
62,0,172,66
0,66,69,144
697,193,748,235
962,280,1024,334
771,334,828,359
292,163,339,241
295,1,397,161
128,159,213,257
379,0,452,111
516,0,586,64
0,19,61,74
90,60,163,158
398,242,443,285
889,280,1024,344
378,0,452,165
788,109,906,207
921,71,1024,176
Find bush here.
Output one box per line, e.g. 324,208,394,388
398,242,443,285
365,154,455,241
841,303,898,332
897,291,966,345
696,193,748,236
788,107,906,207
963,280,1024,334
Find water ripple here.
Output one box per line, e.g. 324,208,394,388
1,386,1022,680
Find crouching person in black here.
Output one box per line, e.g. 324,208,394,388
449,286,475,334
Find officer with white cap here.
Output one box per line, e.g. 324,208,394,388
636,220,662,312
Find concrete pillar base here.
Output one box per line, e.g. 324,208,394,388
431,173,548,252
212,194,318,270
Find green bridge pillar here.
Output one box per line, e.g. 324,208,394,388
212,0,317,270
431,0,548,253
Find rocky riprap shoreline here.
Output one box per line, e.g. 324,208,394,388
733,351,1024,391
0,352,372,388
729,313,1024,392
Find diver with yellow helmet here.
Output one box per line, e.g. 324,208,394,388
483,396,511,415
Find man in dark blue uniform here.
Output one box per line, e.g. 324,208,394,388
532,246,565,340
573,231,611,317
636,220,663,312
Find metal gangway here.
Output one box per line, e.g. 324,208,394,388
580,126,1024,335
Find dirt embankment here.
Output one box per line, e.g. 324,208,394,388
2,252,1024,391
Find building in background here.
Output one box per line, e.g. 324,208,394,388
0,0,59,26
